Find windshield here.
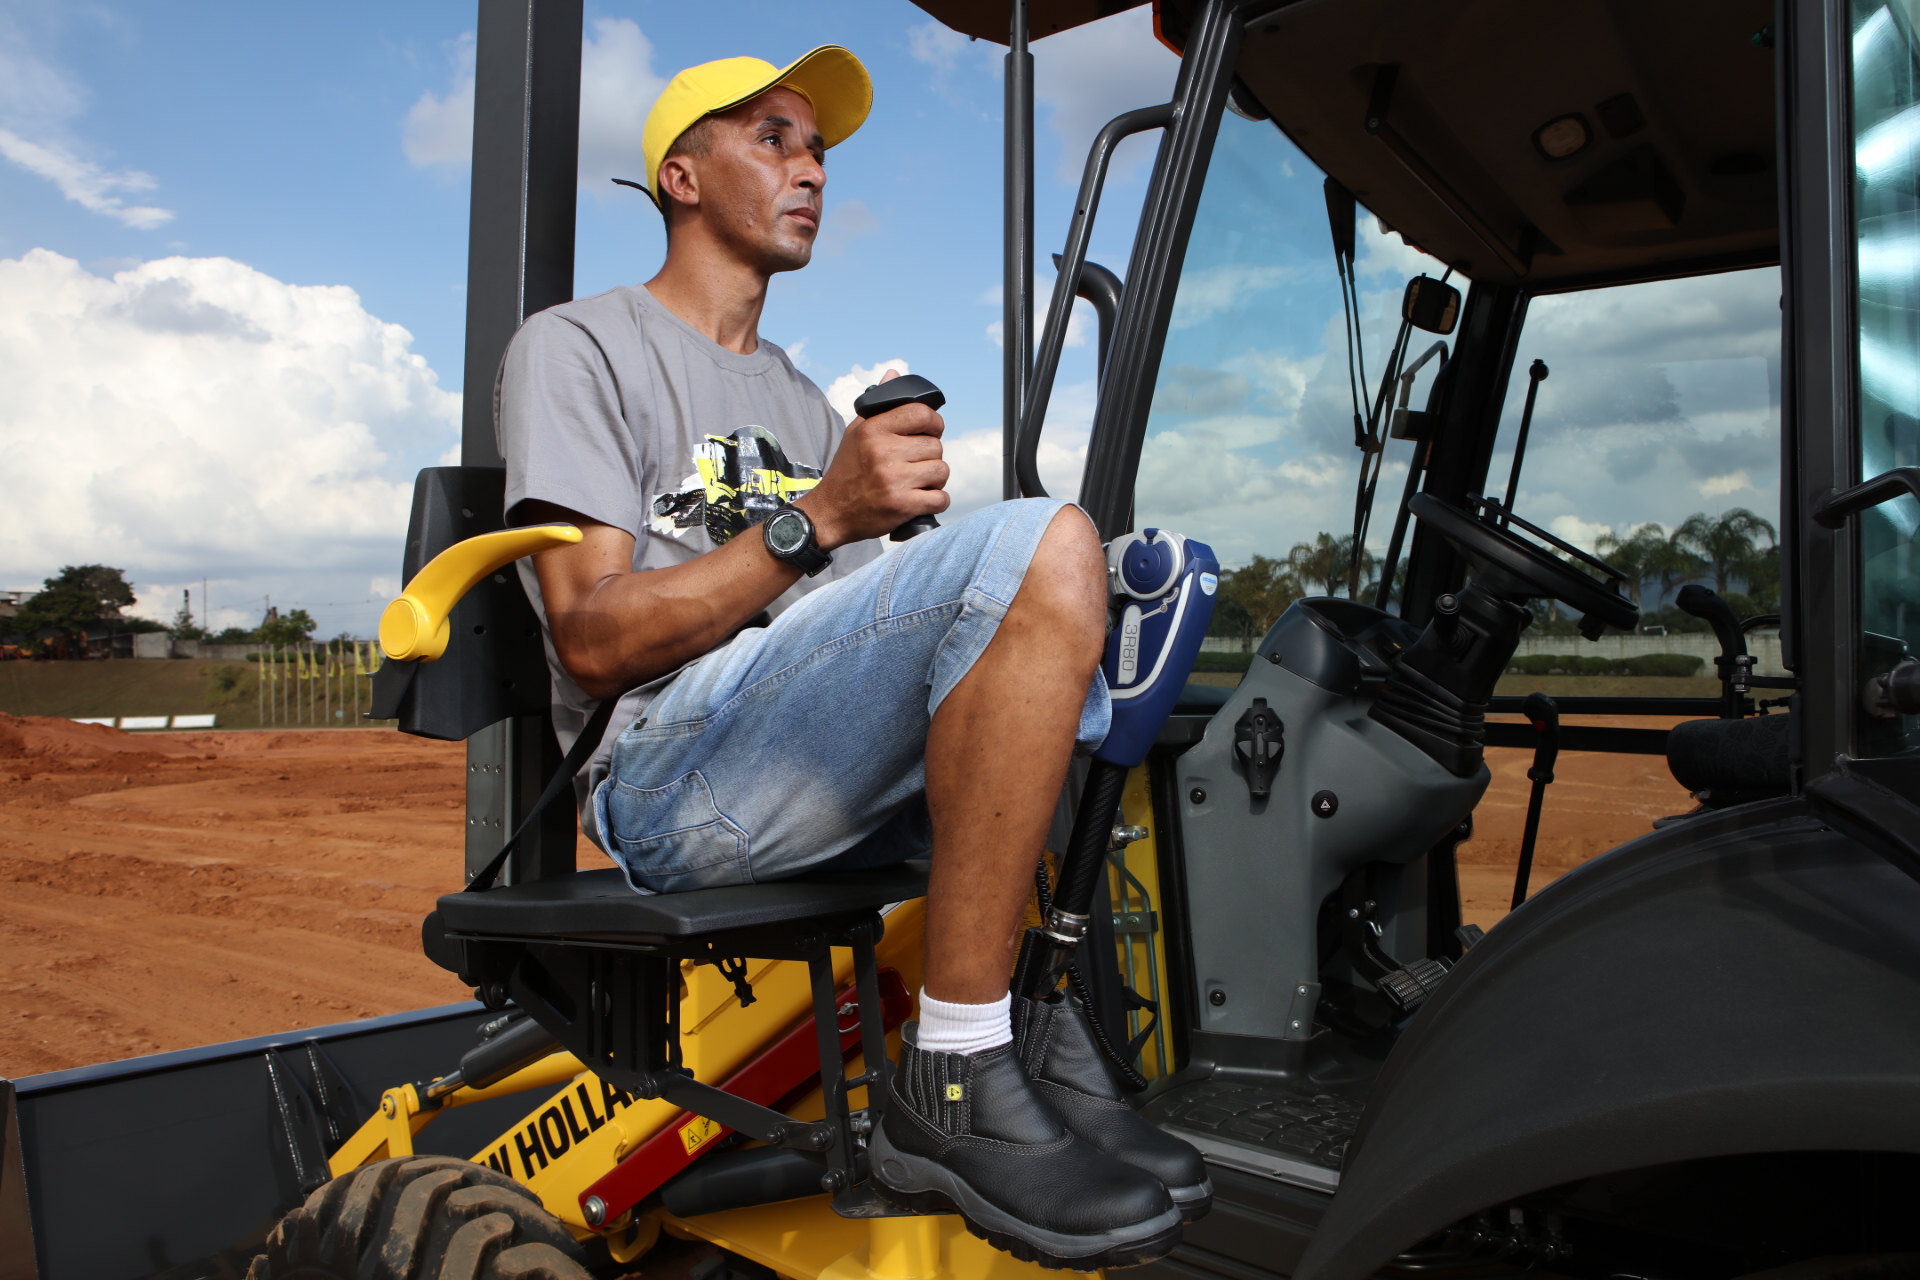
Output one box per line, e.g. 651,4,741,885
1492,269,1783,635
1132,109,1454,638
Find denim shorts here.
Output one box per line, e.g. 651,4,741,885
590,497,1111,894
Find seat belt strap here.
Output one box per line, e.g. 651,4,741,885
464,696,621,893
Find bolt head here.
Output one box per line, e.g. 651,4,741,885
1209,989,1226,1007
1190,787,1207,805
583,1195,606,1227
381,1095,395,1117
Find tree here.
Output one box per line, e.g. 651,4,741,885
1675,508,1777,594
1649,530,1706,607
1594,524,1670,606
171,589,207,640
1287,532,1375,598
1216,556,1299,639
258,608,317,646
11,565,141,638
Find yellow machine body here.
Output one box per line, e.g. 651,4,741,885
325,772,1180,1280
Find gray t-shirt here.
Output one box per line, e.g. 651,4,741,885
495,283,880,849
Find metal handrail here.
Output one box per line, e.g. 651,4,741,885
1016,102,1177,499
1811,466,1920,528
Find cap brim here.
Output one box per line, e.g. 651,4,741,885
715,44,872,150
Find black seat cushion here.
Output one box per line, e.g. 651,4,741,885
436,860,929,944
1666,712,1792,801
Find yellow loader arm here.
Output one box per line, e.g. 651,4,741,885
378,524,580,662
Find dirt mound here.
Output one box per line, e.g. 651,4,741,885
0,712,201,762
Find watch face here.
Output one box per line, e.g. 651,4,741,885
766,510,808,555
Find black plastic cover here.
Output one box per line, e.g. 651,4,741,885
390,467,552,741
1294,796,1920,1280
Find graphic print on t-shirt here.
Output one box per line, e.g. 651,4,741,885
649,425,823,545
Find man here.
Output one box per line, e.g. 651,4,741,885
497,47,1206,1267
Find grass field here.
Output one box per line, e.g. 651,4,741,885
0,659,390,729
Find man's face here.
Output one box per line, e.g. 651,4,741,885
673,86,826,273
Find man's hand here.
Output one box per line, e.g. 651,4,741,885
798,369,949,550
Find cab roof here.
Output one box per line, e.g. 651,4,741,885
911,0,1780,289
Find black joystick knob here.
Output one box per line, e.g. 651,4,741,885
852,374,946,542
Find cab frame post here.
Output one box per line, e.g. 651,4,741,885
461,0,584,885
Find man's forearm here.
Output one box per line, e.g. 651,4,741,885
525,502,803,701
554,532,803,696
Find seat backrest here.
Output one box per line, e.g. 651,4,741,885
389,467,552,741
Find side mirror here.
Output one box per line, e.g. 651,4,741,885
1403,275,1461,334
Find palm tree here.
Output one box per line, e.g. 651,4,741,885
1594,523,1670,606
1218,556,1300,639
1649,529,1707,608
1675,508,1778,594
1288,532,1375,598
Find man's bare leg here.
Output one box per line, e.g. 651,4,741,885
922,505,1109,1004
873,507,1180,1266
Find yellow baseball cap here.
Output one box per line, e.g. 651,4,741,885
636,46,872,210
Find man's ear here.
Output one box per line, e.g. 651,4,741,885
656,154,699,220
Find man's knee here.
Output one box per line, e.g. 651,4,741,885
1017,505,1107,640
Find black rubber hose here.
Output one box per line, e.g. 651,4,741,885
1051,760,1130,919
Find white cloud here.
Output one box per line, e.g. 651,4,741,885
1034,8,1180,184
824,359,912,424
403,19,666,196
1170,265,1293,329
401,33,475,167
0,250,459,589
0,18,173,229
1696,470,1754,499
907,21,970,73
0,129,172,228
577,17,666,196
943,387,1093,513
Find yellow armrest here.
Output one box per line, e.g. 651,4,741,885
378,524,581,662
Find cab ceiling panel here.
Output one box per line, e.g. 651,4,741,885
1236,0,1777,288
910,0,1150,43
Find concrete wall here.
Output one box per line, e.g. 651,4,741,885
132,638,268,660
1202,630,1786,676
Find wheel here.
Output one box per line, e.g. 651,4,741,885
246,1155,590,1280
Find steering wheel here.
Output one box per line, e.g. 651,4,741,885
1408,493,1639,634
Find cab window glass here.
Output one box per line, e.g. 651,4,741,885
1133,110,1452,641
1492,270,1783,651
1851,0,1920,753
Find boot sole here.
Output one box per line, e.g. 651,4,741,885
1170,1178,1213,1223
869,1128,1183,1271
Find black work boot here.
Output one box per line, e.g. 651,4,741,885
869,1025,1181,1270
1016,991,1213,1221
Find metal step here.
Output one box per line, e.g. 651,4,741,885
1144,1077,1362,1193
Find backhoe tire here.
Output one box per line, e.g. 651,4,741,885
245,1155,591,1280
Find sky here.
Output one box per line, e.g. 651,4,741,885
0,0,1784,637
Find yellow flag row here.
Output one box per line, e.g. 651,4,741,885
262,643,383,678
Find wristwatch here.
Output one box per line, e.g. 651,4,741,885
762,506,832,577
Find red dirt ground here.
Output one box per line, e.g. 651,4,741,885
0,712,1693,1078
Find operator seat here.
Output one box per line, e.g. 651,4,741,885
383,465,928,1218
1665,712,1792,807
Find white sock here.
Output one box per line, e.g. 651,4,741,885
915,988,1012,1055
